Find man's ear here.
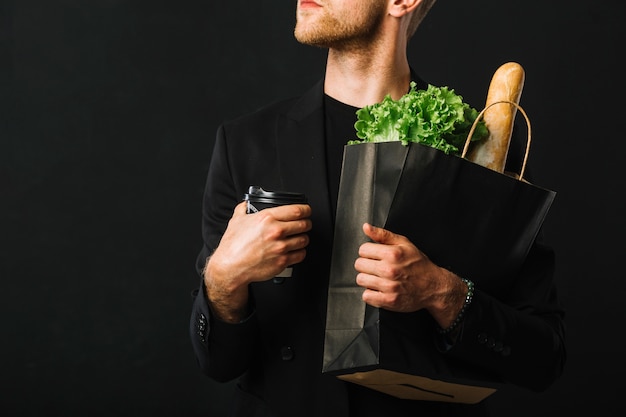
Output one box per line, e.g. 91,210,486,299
388,0,422,18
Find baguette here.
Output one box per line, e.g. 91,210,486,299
467,62,525,173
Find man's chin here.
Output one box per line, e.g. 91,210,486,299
294,31,323,47
294,36,331,49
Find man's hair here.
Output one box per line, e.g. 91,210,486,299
407,0,437,38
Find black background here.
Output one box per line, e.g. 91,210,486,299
3,1,625,415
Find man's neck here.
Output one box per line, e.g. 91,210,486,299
323,44,411,108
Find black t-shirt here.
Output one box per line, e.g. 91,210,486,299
323,94,359,215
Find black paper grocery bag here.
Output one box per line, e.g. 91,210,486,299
322,140,556,403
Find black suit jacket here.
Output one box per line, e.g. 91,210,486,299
189,79,566,417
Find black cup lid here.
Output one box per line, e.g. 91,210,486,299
244,185,307,203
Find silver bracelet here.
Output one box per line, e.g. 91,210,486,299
438,278,474,335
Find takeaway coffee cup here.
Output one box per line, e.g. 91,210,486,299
243,185,307,213
243,185,308,280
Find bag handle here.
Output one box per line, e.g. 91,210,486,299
461,100,532,181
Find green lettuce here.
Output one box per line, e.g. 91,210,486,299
349,82,488,155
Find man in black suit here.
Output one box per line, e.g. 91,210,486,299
189,1,565,416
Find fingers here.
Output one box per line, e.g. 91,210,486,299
235,202,311,221
356,270,386,292
283,247,308,267
233,201,249,216
360,288,388,309
269,203,312,221
247,203,312,258
253,204,312,237
362,222,403,245
357,275,403,310
282,232,310,253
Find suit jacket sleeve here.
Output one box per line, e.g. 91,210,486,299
441,232,566,392
189,123,261,383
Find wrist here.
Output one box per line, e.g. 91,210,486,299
437,277,474,335
204,257,250,323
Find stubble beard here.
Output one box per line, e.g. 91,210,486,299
294,3,386,51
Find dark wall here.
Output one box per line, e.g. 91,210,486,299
3,0,624,415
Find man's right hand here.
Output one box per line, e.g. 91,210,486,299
204,201,312,322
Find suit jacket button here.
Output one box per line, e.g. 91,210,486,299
197,313,208,343
273,277,285,284
280,346,294,361
198,315,206,330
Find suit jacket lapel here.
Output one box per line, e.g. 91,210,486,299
275,80,334,227
275,81,336,317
